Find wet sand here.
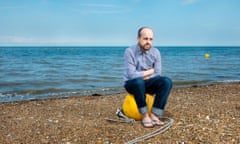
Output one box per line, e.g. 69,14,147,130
0,83,239,144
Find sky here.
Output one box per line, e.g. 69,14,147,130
0,0,240,46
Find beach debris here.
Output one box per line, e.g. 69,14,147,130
177,142,185,144
205,115,210,120
92,93,102,96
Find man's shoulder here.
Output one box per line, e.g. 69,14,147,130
125,45,138,53
150,47,160,53
151,47,159,51
126,45,137,50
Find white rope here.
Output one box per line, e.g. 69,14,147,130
105,109,174,144
105,117,135,123
125,117,174,144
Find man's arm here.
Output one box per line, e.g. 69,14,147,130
124,48,143,80
153,49,162,75
144,49,162,80
143,68,154,80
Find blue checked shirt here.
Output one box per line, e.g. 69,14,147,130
124,45,162,82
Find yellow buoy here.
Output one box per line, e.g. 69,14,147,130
122,93,154,120
205,53,210,59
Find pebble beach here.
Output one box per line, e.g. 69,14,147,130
0,83,239,144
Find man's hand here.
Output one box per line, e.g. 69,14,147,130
143,68,154,80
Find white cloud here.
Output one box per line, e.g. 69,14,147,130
75,9,126,14
132,0,141,3
71,3,130,14
0,36,34,43
234,27,240,31
0,6,18,9
79,3,117,8
0,3,25,10
182,0,199,5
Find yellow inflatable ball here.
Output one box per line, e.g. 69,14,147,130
122,93,154,120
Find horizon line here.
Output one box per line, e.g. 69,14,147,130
0,45,239,47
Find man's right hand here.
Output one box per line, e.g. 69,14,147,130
143,68,154,80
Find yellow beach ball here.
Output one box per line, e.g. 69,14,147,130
122,94,154,120
205,53,210,59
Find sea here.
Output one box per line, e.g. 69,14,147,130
0,46,239,102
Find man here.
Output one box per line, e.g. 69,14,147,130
123,27,172,128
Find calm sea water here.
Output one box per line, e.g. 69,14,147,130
0,46,239,102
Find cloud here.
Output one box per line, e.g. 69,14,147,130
182,0,199,5
0,6,16,9
71,3,130,14
79,3,117,8
234,27,240,31
0,2,26,10
0,36,34,43
132,0,141,3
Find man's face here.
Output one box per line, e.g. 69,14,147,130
138,28,154,51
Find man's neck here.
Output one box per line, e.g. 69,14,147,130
138,45,146,52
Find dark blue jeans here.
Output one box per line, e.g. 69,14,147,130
124,76,172,116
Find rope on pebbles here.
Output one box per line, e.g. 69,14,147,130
125,117,174,144
105,109,174,144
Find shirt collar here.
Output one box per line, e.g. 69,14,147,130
136,45,150,54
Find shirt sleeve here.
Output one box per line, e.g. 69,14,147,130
150,49,162,78
124,48,143,80
154,50,162,75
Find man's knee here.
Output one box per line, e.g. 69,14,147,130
126,77,145,86
163,77,172,88
155,76,172,89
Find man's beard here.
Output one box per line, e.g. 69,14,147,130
140,43,151,51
